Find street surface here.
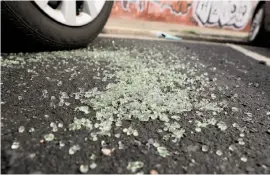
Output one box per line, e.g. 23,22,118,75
1,36,270,174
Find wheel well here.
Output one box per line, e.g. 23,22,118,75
248,1,269,45
252,1,265,20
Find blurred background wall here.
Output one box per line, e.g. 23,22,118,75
110,0,259,32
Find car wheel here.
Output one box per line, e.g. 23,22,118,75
1,1,113,52
248,3,269,45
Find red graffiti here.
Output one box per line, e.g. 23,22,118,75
157,1,192,15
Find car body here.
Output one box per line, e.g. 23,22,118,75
264,1,270,32
248,0,270,45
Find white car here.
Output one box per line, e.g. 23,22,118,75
248,1,270,45
1,1,113,51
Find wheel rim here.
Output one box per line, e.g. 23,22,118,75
249,8,264,41
34,0,106,26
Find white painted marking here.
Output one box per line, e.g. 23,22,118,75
227,44,270,67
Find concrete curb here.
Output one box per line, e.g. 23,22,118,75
102,27,155,38
102,26,249,44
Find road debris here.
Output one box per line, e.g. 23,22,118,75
50,122,58,132
195,127,202,132
58,123,63,128
241,157,248,162
150,169,159,174
29,128,35,133
40,139,44,144
217,121,228,131
229,145,236,151
123,127,139,137
101,148,115,156
59,141,65,148
232,107,239,112
118,141,124,149
79,165,89,173
153,142,169,157
202,145,209,152
75,106,90,114
90,154,96,160
69,145,81,155
57,80,63,86
127,161,144,173
44,133,55,141
114,133,121,138
238,138,245,145
89,163,97,169
152,31,182,40
11,141,20,149
216,150,223,156
18,126,25,133
2,38,270,174
28,153,36,159
69,118,92,131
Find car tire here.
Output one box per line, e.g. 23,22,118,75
1,1,113,52
248,3,270,46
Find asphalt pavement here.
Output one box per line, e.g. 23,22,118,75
1,36,270,174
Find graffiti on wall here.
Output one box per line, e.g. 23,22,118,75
152,0,192,15
111,0,254,32
121,0,146,12
121,0,192,16
194,1,252,29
